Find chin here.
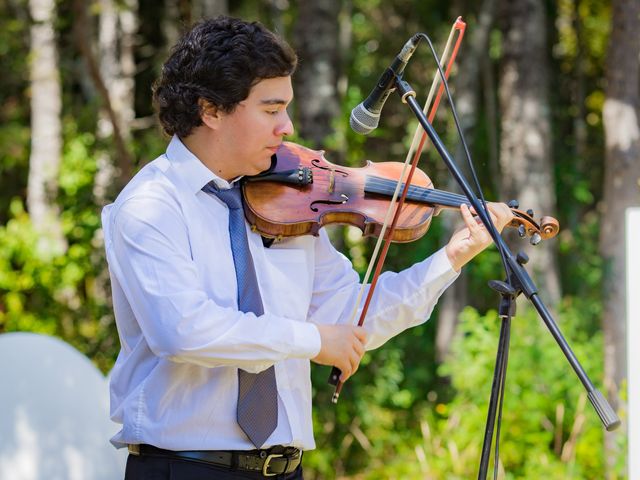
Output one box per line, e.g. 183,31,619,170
255,157,274,175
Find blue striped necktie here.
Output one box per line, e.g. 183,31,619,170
202,181,278,448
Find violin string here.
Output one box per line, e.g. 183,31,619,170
294,175,463,206
285,167,476,206
294,171,470,207
366,176,468,206
296,174,537,232
367,177,456,202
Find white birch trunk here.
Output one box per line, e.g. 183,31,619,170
94,0,138,205
27,0,66,256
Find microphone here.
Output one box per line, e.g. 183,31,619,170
350,34,421,135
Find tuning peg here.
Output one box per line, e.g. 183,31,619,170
526,209,534,217
518,224,526,238
530,232,542,245
508,199,519,209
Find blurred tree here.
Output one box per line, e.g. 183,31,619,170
601,0,640,474
436,0,497,362
292,0,342,149
162,0,182,53
497,0,561,304
95,0,138,203
191,0,227,22
27,0,66,256
72,0,134,185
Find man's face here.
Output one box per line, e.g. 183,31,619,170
216,76,294,178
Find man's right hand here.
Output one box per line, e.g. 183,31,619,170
311,324,367,381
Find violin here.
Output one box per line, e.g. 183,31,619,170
243,142,559,243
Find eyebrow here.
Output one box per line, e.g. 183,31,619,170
259,99,290,106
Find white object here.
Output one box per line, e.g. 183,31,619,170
628,207,639,478
0,332,126,480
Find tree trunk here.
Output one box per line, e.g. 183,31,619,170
98,0,137,135
94,0,138,205
191,0,227,22
601,0,640,475
437,0,496,362
89,0,139,336
27,0,66,256
292,0,348,253
292,0,341,149
72,0,135,186
267,0,286,37
497,0,561,305
163,0,182,50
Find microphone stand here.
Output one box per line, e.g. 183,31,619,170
391,76,620,479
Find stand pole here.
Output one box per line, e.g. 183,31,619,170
478,315,511,479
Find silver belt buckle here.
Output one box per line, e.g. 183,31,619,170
262,453,283,476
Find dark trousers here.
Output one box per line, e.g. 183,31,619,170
124,453,304,479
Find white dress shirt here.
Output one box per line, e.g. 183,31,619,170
103,135,459,451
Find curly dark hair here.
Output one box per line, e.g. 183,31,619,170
153,16,297,138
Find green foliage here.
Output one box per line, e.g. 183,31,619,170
306,305,620,479
0,4,30,224
434,305,608,479
0,129,117,372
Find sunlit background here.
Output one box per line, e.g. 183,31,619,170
0,0,637,478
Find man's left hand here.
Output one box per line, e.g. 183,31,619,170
445,202,514,272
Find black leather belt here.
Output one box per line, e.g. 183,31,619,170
128,443,302,477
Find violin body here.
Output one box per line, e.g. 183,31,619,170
243,142,437,242
242,142,559,243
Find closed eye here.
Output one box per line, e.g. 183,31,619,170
260,98,290,113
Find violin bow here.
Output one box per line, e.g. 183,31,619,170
331,18,466,403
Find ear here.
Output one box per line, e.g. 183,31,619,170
199,99,222,129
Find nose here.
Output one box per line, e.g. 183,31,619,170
276,112,294,137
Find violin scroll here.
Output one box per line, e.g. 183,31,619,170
508,208,559,245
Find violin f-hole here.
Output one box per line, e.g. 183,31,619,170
310,194,349,212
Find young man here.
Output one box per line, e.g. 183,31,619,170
102,16,513,479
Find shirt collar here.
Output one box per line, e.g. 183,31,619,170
165,135,240,194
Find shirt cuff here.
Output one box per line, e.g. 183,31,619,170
287,320,322,359
430,245,461,280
